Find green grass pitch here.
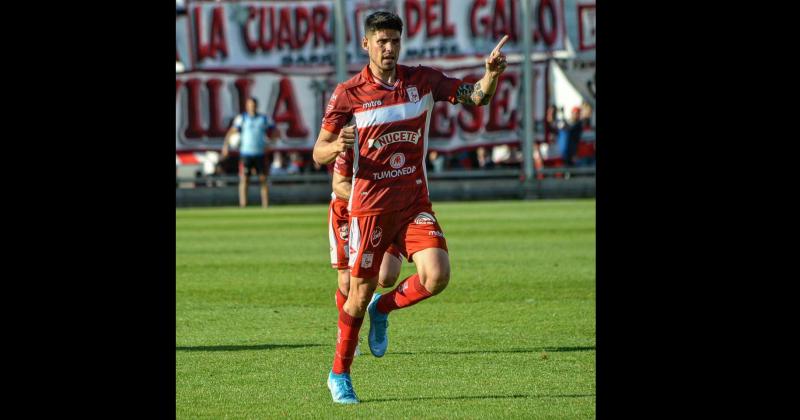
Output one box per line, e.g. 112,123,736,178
176,199,595,418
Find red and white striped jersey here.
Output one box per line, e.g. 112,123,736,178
322,64,464,216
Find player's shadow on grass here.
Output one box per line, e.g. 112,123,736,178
391,346,595,355
361,393,595,403
175,344,324,352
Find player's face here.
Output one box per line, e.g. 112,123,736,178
246,99,256,115
362,29,401,72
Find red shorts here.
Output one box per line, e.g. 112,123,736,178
329,196,402,269
348,204,448,278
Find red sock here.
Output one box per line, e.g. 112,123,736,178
335,289,347,313
376,274,432,314
332,310,363,374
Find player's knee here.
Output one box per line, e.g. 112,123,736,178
337,270,350,294
347,281,377,314
348,293,371,314
378,278,396,289
419,266,450,295
378,272,399,288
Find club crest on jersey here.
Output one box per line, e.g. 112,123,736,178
406,86,420,103
389,153,406,169
367,129,422,149
370,227,383,247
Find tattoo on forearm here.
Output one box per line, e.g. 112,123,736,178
471,84,485,105
456,83,474,104
457,82,491,106
479,85,494,105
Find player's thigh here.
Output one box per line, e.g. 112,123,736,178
411,247,450,282
348,213,401,280
378,250,403,286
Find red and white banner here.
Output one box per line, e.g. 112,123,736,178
176,61,549,153
560,0,594,105
563,0,594,61
181,0,567,71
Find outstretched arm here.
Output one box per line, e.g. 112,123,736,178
456,35,509,106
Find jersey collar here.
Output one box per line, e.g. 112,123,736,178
362,64,404,90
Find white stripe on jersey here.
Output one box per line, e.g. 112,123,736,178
353,93,432,129
348,216,360,268
328,203,337,265
348,128,359,213
422,96,434,195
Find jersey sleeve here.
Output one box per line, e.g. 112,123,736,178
233,114,243,131
321,84,354,135
426,67,466,104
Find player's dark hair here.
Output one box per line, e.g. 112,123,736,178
364,11,403,35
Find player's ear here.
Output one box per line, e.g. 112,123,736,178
361,35,369,52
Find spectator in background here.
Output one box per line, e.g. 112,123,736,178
428,150,445,173
287,151,303,175
270,151,288,176
492,144,511,166
547,104,590,167
546,105,568,164
476,146,494,170
565,106,586,167
454,150,474,170
580,101,593,127
574,102,595,166
222,97,280,208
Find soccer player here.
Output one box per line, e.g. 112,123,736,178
222,97,280,208
313,11,508,404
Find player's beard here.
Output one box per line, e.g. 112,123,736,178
373,54,396,72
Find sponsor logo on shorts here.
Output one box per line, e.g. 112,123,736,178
361,252,374,268
415,212,436,225
389,153,406,169
373,165,416,180
371,227,382,247
428,231,445,238
367,129,422,149
338,222,349,240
